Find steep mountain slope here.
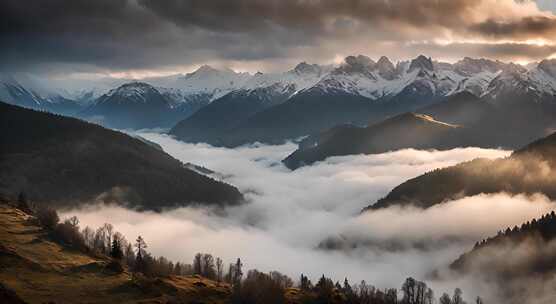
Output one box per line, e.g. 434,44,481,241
0,102,243,210
448,212,556,304
365,131,556,210
0,203,233,304
283,112,464,169
170,63,329,145
149,65,252,101
81,82,201,129
418,91,492,126
285,78,556,170
0,74,83,116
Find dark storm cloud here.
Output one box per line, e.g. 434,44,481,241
471,16,556,38
0,0,555,73
411,42,556,62
137,0,476,33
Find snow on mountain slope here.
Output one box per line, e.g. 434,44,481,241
482,61,556,103
234,62,331,99
307,55,458,100
527,59,556,97
0,73,77,109
146,65,251,102
93,82,170,106
302,55,537,103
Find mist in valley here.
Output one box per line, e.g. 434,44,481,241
60,133,556,301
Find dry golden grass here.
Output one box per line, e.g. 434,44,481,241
0,204,231,304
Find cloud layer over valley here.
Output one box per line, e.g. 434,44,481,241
62,134,555,298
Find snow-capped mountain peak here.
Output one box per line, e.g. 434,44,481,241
538,59,556,78
408,55,434,73
105,82,159,102
293,62,323,76
375,56,398,80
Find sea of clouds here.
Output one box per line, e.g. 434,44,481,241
62,132,556,300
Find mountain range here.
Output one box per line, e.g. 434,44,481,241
0,102,243,210
3,56,556,151
171,56,556,147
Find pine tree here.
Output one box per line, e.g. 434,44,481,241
134,236,148,273
110,238,123,260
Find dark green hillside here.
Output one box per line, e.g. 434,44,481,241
0,102,243,210
283,112,465,169
366,131,556,211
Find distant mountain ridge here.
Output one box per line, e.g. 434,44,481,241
80,82,206,129
282,90,548,170
283,111,465,169
3,56,556,138
0,101,243,210
170,55,556,147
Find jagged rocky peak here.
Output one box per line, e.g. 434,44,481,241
454,57,504,76
184,64,236,79
100,82,163,104
109,82,157,96
345,55,375,67
293,62,322,75
376,56,398,80
194,64,220,74
538,59,556,78
335,55,377,77
408,55,434,73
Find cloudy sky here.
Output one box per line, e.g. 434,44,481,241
2,0,556,77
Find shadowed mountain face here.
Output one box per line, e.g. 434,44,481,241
0,102,243,210
417,91,492,126
449,212,556,304
80,82,203,130
283,112,464,169
284,90,556,169
169,84,295,146
364,131,556,211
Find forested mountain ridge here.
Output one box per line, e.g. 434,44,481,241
365,131,556,211
448,211,556,304
0,102,243,210
451,211,556,272
283,112,464,169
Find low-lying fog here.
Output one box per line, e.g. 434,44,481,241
62,133,556,298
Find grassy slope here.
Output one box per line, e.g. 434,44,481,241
0,203,231,304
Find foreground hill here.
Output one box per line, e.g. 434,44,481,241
0,203,233,304
448,212,556,304
283,112,464,169
0,102,243,210
366,131,556,210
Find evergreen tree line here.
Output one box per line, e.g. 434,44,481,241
472,211,556,250
20,197,481,304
